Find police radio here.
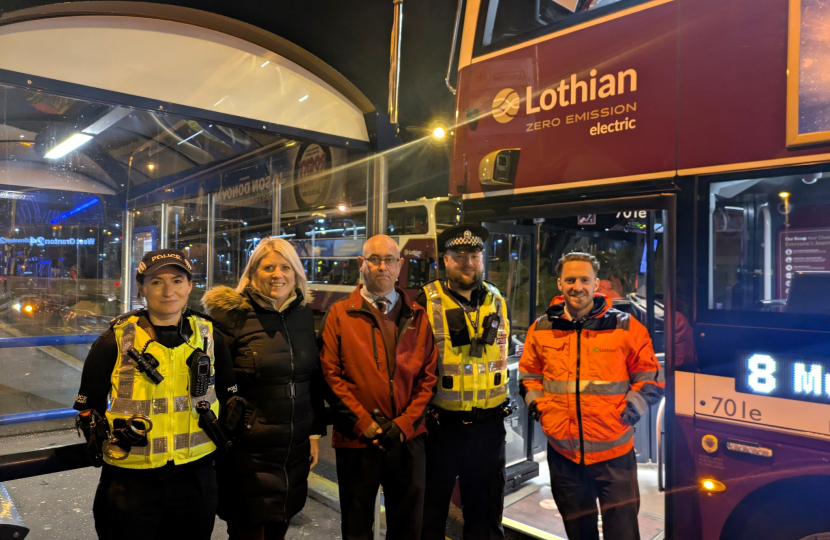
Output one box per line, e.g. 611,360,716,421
481,312,501,346
188,349,212,398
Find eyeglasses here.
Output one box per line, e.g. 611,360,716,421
366,256,401,268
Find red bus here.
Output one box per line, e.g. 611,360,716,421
449,0,830,538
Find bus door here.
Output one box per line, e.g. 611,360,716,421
478,197,676,540
483,223,542,490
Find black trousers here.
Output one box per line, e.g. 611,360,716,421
92,457,218,540
547,447,641,540
227,520,290,540
335,435,426,540
421,412,506,540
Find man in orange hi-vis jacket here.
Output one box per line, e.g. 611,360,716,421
519,252,664,540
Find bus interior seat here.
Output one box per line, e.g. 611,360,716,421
786,272,830,315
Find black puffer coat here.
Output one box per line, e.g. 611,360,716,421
201,285,325,524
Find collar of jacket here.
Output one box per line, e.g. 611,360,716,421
245,286,302,313
545,294,617,330
346,284,421,319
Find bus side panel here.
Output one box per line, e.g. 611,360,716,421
693,417,830,539
452,0,677,196
677,0,828,169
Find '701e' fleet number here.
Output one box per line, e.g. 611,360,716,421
707,397,762,422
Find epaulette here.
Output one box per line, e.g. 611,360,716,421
109,308,146,328
184,307,214,323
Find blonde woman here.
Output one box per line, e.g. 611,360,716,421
202,238,325,540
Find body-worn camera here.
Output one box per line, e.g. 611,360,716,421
188,350,212,398
127,348,164,384
481,312,501,346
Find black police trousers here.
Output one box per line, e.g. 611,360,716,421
92,456,218,540
421,412,506,540
335,435,426,540
547,446,641,540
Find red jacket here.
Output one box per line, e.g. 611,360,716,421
519,294,664,464
319,285,438,448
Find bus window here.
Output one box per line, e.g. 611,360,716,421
387,205,428,235
708,170,830,314
478,0,628,50
435,201,461,232
405,257,436,289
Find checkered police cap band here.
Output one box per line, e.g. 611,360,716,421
445,229,484,249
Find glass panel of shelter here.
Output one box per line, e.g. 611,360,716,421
0,79,368,433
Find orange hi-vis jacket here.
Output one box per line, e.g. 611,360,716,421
519,295,664,465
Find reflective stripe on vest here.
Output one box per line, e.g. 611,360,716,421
423,281,510,411
107,314,219,469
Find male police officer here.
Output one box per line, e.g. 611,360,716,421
417,224,511,540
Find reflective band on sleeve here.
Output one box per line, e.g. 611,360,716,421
174,433,189,450
657,368,665,383
518,370,543,381
190,431,212,448
152,398,168,415
117,376,134,399
441,364,462,376
173,396,190,413
630,370,660,384
543,379,629,395
583,428,634,454
489,386,507,399
524,389,544,407
489,360,507,372
153,437,168,454
625,390,649,416
110,398,151,416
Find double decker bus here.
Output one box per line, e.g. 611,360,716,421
280,198,460,314
448,0,830,538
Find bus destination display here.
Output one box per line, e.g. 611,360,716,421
737,352,830,405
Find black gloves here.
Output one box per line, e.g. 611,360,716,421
375,422,404,452
528,400,541,421
621,402,642,426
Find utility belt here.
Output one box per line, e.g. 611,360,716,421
101,454,213,481
433,403,504,425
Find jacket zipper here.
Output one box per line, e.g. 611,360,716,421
279,311,295,519
363,306,398,417
372,328,379,368
575,321,585,465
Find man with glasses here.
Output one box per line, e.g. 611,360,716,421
417,224,512,540
320,234,438,540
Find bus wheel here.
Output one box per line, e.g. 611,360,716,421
721,476,830,540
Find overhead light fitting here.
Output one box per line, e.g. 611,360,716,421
44,107,132,159
44,133,93,159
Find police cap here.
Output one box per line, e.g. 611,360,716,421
437,224,489,253
136,249,193,282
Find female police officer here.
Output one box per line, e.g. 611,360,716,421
73,249,239,540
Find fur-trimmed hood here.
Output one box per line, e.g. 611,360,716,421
201,285,252,313
201,286,252,332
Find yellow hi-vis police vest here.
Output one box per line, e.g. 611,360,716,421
423,280,510,411
106,313,219,469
